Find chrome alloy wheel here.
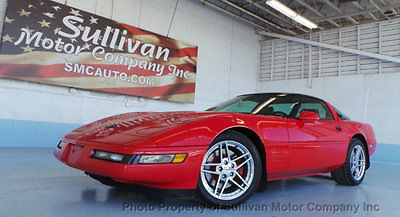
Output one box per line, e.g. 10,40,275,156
350,144,366,181
200,140,255,201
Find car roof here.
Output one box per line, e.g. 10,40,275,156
238,92,325,102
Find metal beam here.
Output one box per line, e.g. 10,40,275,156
244,0,309,33
219,0,297,35
377,0,387,6
368,11,378,20
294,0,340,27
352,1,378,20
321,0,359,24
357,25,360,75
328,20,341,27
259,31,400,64
369,0,390,19
308,31,312,88
271,40,274,80
201,0,271,32
201,0,297,35
314,1,400,23
296,0,323,17
322,0,342,14
295,0,331,28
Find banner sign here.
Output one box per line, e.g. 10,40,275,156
0,0,198,103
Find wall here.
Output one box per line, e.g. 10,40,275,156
258,17,400,145
0,0,261,147
260,18,400,80
257,70,400,145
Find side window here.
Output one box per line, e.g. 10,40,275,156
254,94,300,117
296,97,334,120
333,106,350,120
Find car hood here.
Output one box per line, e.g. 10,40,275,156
63,111,223,146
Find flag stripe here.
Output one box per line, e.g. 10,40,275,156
0,52,198,66
0,63,196,79
11,75,195,89
96,83,196,98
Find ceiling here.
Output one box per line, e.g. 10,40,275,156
200,0,400,35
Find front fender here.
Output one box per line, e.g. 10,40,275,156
151,114,262,147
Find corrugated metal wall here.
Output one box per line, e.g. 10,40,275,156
260,18,400,81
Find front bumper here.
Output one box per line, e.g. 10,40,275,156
54,140,208,189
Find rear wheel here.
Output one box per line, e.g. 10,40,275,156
331,138,367,185
195,131,262,207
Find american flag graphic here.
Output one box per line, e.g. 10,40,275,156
0,0,198,103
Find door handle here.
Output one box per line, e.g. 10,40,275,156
335,126,342,131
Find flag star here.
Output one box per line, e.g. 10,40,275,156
18,9,31,17
54,27,61,34
24,27,35,34
43,12,55,18
89,16,98,24
2,34,14,43
38,19,51,28
69,8,82,17
5,16,14,23
21,45,34,53
28,4,36,9
83,43,91,50
52,6,61,11
78,24,84,31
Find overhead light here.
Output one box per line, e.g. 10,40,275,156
266,0,318,29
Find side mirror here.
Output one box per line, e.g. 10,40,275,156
299,111,320,121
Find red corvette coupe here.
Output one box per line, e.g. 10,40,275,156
54,93,376,206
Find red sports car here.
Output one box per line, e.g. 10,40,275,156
54,93,376,206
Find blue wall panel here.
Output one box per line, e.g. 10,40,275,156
371,143,400,163
0,119,80,147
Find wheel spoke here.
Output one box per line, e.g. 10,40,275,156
237,157,252,169
235,171,249,187
219,143,223,163
201,169,219,175
218,179,229,198
230,178,245,191
225,142,230,161
351,165,357,173
213,175,221,195
233,152,250,162
356,147,362,159
203,163,220,167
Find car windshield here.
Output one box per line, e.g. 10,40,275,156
206,93,297,116
206,95,270,114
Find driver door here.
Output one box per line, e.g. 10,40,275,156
286,96,348,176
254,94,301,179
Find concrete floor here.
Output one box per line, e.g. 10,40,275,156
0,148,399,217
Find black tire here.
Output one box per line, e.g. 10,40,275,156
195,130,262,207
331,138,367,186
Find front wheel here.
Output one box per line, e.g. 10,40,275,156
331,138,367,185
195,131,262,207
